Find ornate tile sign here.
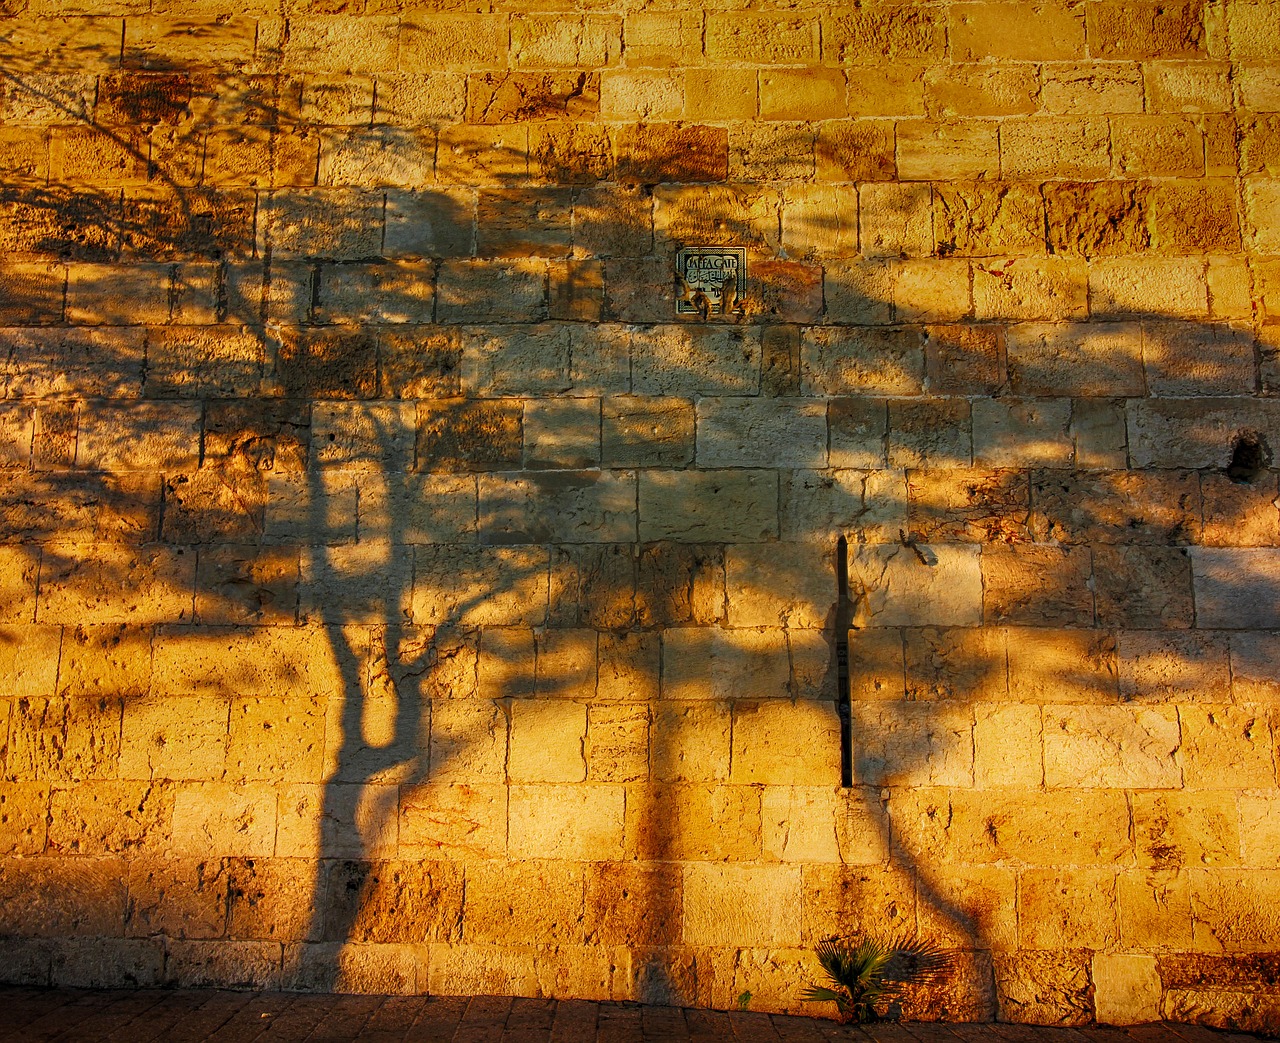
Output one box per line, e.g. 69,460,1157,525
675,246,747,315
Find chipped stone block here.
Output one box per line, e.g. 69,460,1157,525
847,543,982,627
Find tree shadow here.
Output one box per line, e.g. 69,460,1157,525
0,18,1277,1033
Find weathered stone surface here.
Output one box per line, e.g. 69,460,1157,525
625,783,760,862
730,700,840,785
1118,630,1232,704
7,695,122,782
663,628,789,701
1192,549,1280,629
994,950,1094,1025
847,543,983,627
638,470,777,543
684,864,801,947
1043,705,1181,788
850,701,974,787
802,327,924,395
48,780,171,855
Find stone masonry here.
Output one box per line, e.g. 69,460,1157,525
0,0,1278,1033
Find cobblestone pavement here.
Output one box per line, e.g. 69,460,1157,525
0,988,1268,1043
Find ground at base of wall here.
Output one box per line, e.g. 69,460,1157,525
0,987,1271,1043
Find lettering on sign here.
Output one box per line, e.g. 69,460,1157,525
675,247,747,316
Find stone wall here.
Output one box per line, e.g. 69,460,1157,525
0,0,1278,1031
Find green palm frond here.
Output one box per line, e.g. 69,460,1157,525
801,935,954,1024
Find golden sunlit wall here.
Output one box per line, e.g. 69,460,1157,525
0,0,1277,1030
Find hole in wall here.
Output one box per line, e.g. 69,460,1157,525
1227,429,1271,485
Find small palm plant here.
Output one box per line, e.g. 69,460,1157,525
800,935,953,1024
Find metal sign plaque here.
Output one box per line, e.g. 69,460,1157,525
675,247,747,315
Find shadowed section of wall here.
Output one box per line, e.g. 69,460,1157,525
0,4,1278,1035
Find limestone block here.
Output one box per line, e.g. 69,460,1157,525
312,261,436,325
1039,61,1144,113
972,257,1087,321
282,780,389,858
549,545,635,631
891,259,971,322
887,398,972,468
779,186,857,260
259,189,386,260
417,399,522,474
802,326,924,396
283,942,416,995
933,182,1044,257
163,940,282,989
731,700,840,785
859,182,933,258
1193,549,1280,629
425,943,538,998
926,63,1037,118
725,542,833,630
1043,706,1182,789
76,402,201,472
1072,400,1130,470
572,184,652,258
684,864,801,947
510,13,618,66
601,397,694,469
0,262,64,326
828,398,889,470
585,863,682,948
905,626,1008,702
1113,115,1205,176
1200,471,1280,548
1021,869,1120,949
993,950,1094,1026
151,626,346,702
1229,63,1280,111
566,326,629,395
974,703,1043,788
601,70,683,121
536,630,598,701
47,625,142,702
801,863,916,940
300,74,375,125
1118,630,1231,703
383,189,475,259
476,187,575,259
779,469,874,544
7,695,122,782
49,126,148,187
170,783,277,858
508,700,586,783
823,6,944,62
1180,704,1276,789
614,124,728,185
697,398,828,472
906,468,1029,543
319,128,433,188
479,472,636,546
438,261,552,325
47,780,171,856
1001,117,1111,179
0,782,48,855
650,702,731,782
1127,399,1280,469
1118,868,1195,948
428,700,506,785
1190,870,1280,952
300,541,412,627
399,14,504,71
464,861,584,946
598,633,659,702
50,938,163,989
195,546,300,627
1240,796,1280,867
124,857,228,941
1044,181,1149,257
1092,257,1211,319
0,855,127,937
1006,322,1144,396
896,120,999,180
144,327,265,399
705,13,818,62
1034,469,1195,548
414,546,548,627
226,696,325,785
1093,546,1194,629
846,543,982,627
760,786,842,863
819,261,890,326
913,864,1018,951
1231,631,1280,701
632,325,761,397
984,544,1095,626
972,397,1074,467
951,2,1083,59
638,470,777,543
849,701,974,787
624,783,761,861
399,783,507,861
477,628,535,701
815,120,896,182
1142,321,1253,395
509,784,624,860
586,703,648,783
225,856,317,942
322,860,463,946
1134,791,1240,870
662,628,789,701
2,327,144,400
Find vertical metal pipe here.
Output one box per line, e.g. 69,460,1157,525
836,535,853,788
